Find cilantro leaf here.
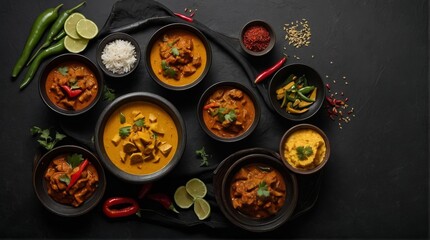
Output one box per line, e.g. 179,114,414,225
67,153,84,169
58,66,68,75
161,60,177,78
257,181,270,198
30,126,66,150
171,47,179,56
224,110,237,122
196,147,210,167
119,113,126,124
119,126,131,138
134,118,145,127
103,85,116,101
59,174,70,185
296,146,313,160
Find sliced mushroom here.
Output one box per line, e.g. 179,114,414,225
130,152,144,165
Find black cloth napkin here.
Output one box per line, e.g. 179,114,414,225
59,0,322,230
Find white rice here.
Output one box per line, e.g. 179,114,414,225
101,39,137,74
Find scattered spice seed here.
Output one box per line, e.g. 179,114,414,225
283,18,311,48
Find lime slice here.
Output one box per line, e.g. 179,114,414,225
64,35,89,53
174,186,194,209
76,18,98,39
185,178,207,199
194,198,211,220
64,12,85,39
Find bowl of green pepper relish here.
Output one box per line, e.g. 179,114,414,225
268,63,325,121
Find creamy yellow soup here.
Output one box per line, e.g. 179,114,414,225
103,101,178,175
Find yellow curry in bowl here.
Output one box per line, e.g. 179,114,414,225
102,101,178,175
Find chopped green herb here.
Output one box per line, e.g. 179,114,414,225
196,147,210,167
119,126,131,138
59,174,70,185
58,66,68,75
171,47,179,56
30,126,66,150
224,110,237,122
134,118,145,127
67,153,84,169
119,113,126,124
69,79,80,90
103,85,116,101
296,146,313,160
257,181,270,198
161,60,177,78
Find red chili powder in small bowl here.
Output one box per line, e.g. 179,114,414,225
242,25,271,52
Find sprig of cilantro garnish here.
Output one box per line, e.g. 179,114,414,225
67,153,84,169
58,66,68,76
196,147,210,167
103,85,116,102
257,181,270,198
30,126,66,150
296,146,313,160
119,126,131,138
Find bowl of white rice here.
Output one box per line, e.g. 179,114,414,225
96,32,141,78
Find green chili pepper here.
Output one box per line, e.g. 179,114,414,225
27,1,86,66
53,29,66,41
297,91,315,102
298,86,315,94
19,37,66,90
11,4,63,77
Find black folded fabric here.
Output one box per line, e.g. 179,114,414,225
59,0,322,230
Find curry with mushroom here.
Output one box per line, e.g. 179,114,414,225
44,153,99,207
103,101,178,175
45,61,99,111
230,164,286,219
202,86,256,139
149,29,207,87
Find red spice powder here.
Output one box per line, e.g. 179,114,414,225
242,25,271,52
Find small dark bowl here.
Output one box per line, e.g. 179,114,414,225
145,23,212,90
218,153,298,232
94,92,186,183
268,64,325,121
39,53,104,116
240,20,275,56
197,81,260,142
96,32,141,78
33,145,106,217
279,124,330,174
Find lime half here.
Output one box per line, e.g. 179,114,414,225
185,178,207,199
174,186,194,209
64,35,89,53
194,198,211,220
64,12,85,39
76,18,98,39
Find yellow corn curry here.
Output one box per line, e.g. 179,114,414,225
103,102,178,175
283,129,326,170
149,29,207,87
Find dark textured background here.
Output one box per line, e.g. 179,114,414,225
0,0,428,238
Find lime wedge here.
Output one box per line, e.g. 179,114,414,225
185,178,207,199
194,198,211,220
64,12,85,39
174,186,194,209
64,35,89,53
76,18,98,39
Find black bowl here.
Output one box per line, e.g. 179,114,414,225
268,64,325,121
39,53,104,116
216,152,298,232
197,81,260,142
96,32,141,78
33,145,106,217
279,124,330,174
145,23,212,90
239,20,276,57
94,92,186,183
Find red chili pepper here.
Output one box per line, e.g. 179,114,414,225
203,102,219,110
103,197,140,218
66,159,89,191
174,13,193,22
254,57,287,84
61,85,82,98
148,193,179,213
137,182,153,200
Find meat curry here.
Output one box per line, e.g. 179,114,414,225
150,29,207,87
45,61,99,111
202,87,256,139
44,154,99,207
230,164,286,219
